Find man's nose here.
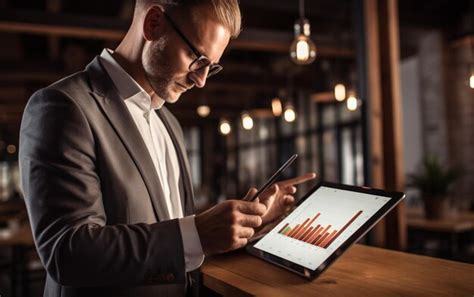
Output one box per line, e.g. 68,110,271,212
188,68,209,88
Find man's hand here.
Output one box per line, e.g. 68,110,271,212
257,172,317,225
195,189,267,256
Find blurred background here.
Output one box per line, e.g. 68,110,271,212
0,0,473,296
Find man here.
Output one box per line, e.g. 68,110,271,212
19,0,315,296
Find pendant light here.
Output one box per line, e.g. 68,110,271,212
219,119,231,135
334,83,346,101
346,94,358,111
284,103,297,122
470,38,474,89
290,0,317,65
196,105,210,117
271,97,283,117
469,4,474,89
241,111,254,130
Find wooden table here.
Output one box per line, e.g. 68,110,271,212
407,209,474,258
407,209,474,232
201,244,474,297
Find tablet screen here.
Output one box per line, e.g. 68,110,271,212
253,186,391,270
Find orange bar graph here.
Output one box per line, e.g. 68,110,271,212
316,232,331,246
313,225,332,245
286,224,300,237
323,210,363,248
311,224,331,244
297,227,314,241
320,230,338,247
291,218,310,239
277,210,363,249
295,213,320,240
302,224,321,242
306,225,323,243
278,223,289,234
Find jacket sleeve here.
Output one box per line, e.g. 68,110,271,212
19,87,185,287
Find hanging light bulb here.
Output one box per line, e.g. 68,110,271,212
469,34,474,89
346,94,358,111
284,103,297,122
334,84,346,101
219,119,231,135
289,0,316,65
271,97,283,117
196,105,210,117
241,112,254,130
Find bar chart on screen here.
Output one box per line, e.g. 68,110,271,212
277,210,363,249
254,186,391,270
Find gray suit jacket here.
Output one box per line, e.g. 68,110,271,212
19,57,197,297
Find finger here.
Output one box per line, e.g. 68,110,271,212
239,214,263,228
243,188,258,201
284,186,297,194
233,238,248,250
262,183,279,198
279,172,317,187
237,201,267,215
270,184,279,195
283,195,295,205
237,226,255,239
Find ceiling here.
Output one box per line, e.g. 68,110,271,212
0,0,471,131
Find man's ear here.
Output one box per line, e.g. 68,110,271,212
143,5,165,41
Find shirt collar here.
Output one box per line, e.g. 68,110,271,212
99,48,165,111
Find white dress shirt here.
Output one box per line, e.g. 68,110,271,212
99,49,204,272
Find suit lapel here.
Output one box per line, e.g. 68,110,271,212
85,57,166,221
156,108,195,216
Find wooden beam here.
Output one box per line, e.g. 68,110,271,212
240,0,350,21
0,86,28,102
0,10,128,40
449,35,474,49
363,0,406,250
0,20,125,40
232,28,354,57
46,0,62,61
0,104,24,124
378,0,406,251
309,91,354,103
0,10,354,57
0,68,63,82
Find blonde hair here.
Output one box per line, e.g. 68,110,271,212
135,0,241,38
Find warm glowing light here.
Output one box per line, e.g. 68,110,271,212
6,145,16,154
296,40,310,61
196,105,210,117
290,35,316,65
470,73,474,89
290,18,316,65
219,119,231,135
334,84,346,101
241,112,254,130
271,98,283,117
284,104,297,122
347,95,358,111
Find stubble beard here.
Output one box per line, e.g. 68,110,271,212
142,36,179,103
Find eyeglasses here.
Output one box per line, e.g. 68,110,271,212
163,12,223,78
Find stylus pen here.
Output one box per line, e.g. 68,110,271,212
246,154,298,202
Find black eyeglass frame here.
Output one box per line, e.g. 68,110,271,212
163,11,223,78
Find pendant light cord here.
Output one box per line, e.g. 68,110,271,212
299,0,305,20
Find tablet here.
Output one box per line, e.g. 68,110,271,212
246,181,405,279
